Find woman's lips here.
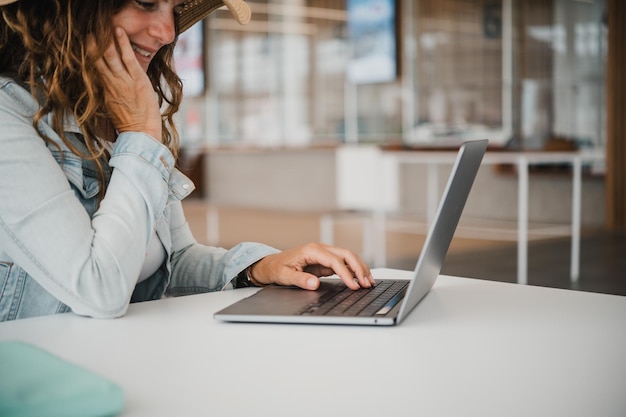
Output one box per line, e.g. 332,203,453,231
132,43,153,59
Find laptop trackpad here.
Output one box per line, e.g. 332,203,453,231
225,282,343,315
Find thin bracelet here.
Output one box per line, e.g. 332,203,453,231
246,265,265,287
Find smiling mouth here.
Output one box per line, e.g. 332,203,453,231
131,43,153,59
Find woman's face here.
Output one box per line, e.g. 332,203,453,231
112,0,184,72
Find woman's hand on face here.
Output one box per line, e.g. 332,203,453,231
249,243,375,291
93,27,163,141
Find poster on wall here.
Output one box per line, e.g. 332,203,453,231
346,0,397,84
174,22,205,97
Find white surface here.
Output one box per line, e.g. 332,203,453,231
1,269,625,417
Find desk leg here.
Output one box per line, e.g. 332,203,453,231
372,153,394,268
517,157,529,285
373,210,387,268
319,214,334,246
571,158,582,282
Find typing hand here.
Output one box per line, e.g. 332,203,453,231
93,27,162,142
248,243,374,290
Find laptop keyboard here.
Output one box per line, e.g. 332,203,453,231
298,280,409,317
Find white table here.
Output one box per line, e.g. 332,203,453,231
373,149,604,284
1,269,624,417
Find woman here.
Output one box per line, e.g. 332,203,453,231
0,0,374,321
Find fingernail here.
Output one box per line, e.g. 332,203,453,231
306,277,318,289
115,27,123,37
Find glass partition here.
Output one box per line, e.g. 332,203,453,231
175,0,607,151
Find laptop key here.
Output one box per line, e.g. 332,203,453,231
300,280,399,317
325,282,396,316
358,282,409,317
342,285,395,316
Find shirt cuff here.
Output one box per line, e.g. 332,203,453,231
111,132,175,181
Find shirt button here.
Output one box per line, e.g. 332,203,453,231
182,183,190,190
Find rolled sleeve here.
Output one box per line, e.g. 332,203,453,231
110,132,175,181
167,242,280,296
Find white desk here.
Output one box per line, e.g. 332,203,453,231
373,149,604,284
1,269,624,417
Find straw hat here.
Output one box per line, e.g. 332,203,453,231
174,0,251,33
0,0,251,33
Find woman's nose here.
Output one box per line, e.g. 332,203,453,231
149,11,176,45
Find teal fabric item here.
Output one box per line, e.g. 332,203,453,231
0,341,124,417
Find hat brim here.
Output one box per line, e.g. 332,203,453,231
175,0,251,34
0,0,250,34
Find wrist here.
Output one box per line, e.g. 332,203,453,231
245,264,265,287
236,263,265,288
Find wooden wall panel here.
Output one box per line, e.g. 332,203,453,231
606,0,626,229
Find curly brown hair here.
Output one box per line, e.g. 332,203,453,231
0,0,183,197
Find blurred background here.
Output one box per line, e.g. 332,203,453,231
173,0,626,295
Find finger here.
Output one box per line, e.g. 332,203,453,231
100,29,128,77
98,28,140,83
274,268,320,291
341,256,375,287
300,246,361,289
251,244,373,291
113,27,146,81
303,264,335,277
328,259,362,290
322,245,374,288
249,258,315,290
265,245,355,289
304,264,371,288
296,244,368,290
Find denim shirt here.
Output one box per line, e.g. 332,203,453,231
0,75,279,321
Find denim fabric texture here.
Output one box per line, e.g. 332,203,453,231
0,76,279,321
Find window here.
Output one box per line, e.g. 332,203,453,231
175,0,606,152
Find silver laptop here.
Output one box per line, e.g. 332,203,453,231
214,139,488,326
